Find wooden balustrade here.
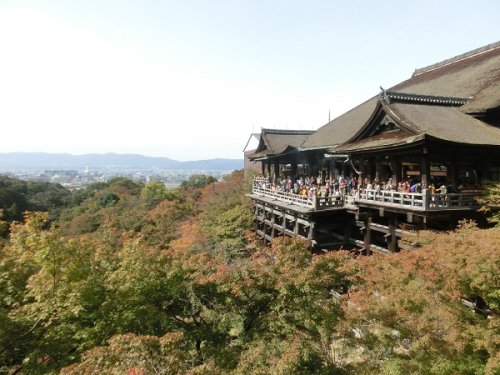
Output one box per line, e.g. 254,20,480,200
251,179,481,212
358,189,480,211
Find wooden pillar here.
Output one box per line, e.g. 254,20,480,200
329,161,335,182
388,214,397,253
449,157,458,185
294,214,299,237
308,221,315,240
282,209,286,237
266,162,272,179
420,152,430,188
291,161,298,179
254,205,259,234
273,160,280,179
344,220,352,247
357,159,365,186
481,157,491,182
367,159,375,183
391,156,401,186
270,208,275,239
375,157,384,183
364,216,372,256
363,159,370,184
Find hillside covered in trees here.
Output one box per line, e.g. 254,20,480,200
0,172,498,374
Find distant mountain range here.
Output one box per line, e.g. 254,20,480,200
0,152,243,171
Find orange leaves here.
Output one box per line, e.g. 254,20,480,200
60,332,190,375
340,225,500,372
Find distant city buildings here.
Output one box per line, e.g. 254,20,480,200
3,168,232,190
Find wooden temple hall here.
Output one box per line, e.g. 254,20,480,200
245,42,500,254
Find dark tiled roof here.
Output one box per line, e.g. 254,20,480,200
301,97,379,150
303,41,500,150
336,100,500,153
393,42,500,113
334,132,425,153
249,128,315,159
384,91,469,106
387,102,500,145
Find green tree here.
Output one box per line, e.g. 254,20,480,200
197,171,253,259
141,181,178,203
181,174,218,189
478,181,500,225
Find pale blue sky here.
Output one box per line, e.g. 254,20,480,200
1,0,499,160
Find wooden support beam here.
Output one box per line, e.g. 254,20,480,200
270,208,275,239
364,216,372,256
308,222,315,240
388,214,397,253
344,221,352,247
420,152,430,188
391,156,401,186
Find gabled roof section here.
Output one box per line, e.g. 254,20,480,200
346,98,418,142
249,128,315,160
393,41,500,113
334,93,500,153
386,101,500,145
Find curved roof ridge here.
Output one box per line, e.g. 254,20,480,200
260,128,315,136
384,91,469,106
412,41,500,77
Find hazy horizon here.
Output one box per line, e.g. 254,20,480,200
0,151,242,161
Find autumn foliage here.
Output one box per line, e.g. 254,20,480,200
0,172,498,374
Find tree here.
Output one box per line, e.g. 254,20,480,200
338,223,500,374
197,171,253,259
478,181,500,226
141,181,178,203
181,174,218,189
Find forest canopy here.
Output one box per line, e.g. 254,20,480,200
0,172,498,374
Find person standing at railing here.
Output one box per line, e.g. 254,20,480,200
339,178,347,195
300,185,308,198
436,183,448,206
324,181,331,198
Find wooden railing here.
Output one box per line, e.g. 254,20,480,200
252,185,344,210
252,185,315,207
358,189,481,211
252,178,344,210
251,179,481,212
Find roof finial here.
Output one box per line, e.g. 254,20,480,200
380,86,389,103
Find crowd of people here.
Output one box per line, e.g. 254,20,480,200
254,174,463,200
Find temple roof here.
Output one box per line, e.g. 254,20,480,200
334,99,500,153
301,97,378,150
249,128,315,160
394,41,500,114
302,41,500,151
386,101,500,145
333,132,425,153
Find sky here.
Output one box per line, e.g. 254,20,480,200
1,1,499,161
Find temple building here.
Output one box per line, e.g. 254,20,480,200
246,41,500,254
